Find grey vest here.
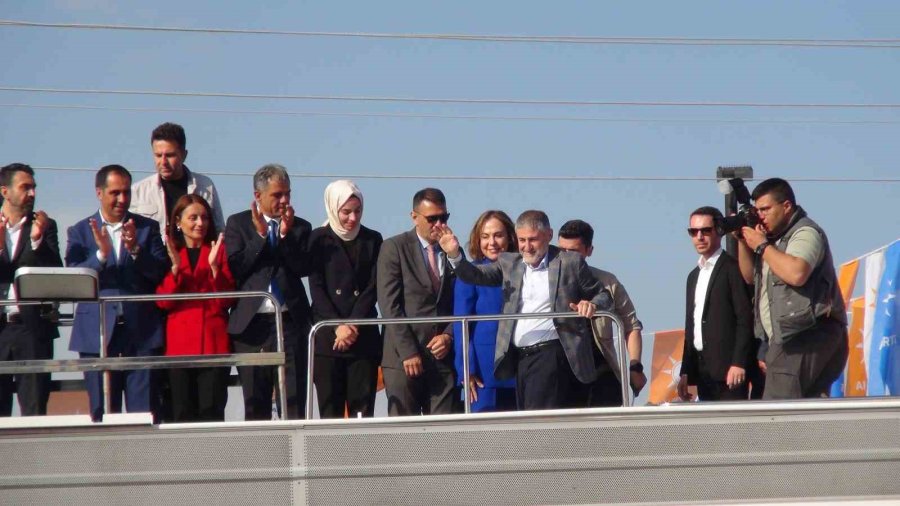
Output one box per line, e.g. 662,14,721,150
754,207,846,343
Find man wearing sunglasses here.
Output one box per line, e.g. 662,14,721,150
378,188,457,416
735,178,848,400
678,206,755,401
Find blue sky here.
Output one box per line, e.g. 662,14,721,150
1,0,898,342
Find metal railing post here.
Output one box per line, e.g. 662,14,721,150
98,300,111,416
461,318,472,414
273,303,288,420
615,319,631,408
305,325,316,420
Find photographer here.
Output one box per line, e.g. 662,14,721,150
735,178,848,399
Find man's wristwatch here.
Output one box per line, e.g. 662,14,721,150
754,241,770,256
629,362,644,374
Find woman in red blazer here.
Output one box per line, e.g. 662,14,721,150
156,194,234,422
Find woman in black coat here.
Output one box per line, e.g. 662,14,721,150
309,180,383,418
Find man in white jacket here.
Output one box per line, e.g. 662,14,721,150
131,122,225,235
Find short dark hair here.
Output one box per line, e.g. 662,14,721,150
558,219,594,248
516,210,551,232
690,206,724,221
95,165,132,189
412,188,446,209
151,122,187,150
752,177,796,206
0,163,35,188
467,210,517,261
169,194,218,249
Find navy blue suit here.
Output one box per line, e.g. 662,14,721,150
66,211,168,420
452,259,515,412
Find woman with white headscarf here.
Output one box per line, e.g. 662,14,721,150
308,180,384,418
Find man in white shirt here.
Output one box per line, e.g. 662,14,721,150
0,163,62,416
131,123,225,234
66,165,168,421
440,210,612,410
678,206,755,401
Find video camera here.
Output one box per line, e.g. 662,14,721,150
715,177,760,235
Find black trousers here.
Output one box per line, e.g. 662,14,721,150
383,358,455,416
0,322,52,416
694,355,749,401
515,340,580,410
169,367,229,422
572,344,625,408
313,354,379,418
231,312,307,420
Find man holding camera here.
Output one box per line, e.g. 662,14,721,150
735,178,848,399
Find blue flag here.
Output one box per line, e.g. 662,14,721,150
868,241,900,395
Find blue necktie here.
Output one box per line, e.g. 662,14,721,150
268,220,285,306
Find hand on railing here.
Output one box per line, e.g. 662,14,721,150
569,300,597,318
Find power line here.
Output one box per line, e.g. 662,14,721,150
2,86,899,109
4,102,900,125
32,166,900,182
2,19,899,48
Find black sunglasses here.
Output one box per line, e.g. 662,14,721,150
423,213,450,224
687,227,715,237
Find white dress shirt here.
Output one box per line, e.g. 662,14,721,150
257,213,288,314
3,215,42,315
513,254,560,348
94,211,127,317
693,248,722,351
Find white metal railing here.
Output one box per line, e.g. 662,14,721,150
305,310,627,419
0,291,288,418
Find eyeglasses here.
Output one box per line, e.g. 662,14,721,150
423,213,450,224
687,227,715,237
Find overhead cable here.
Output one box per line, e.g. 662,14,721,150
31,166,900,182
2,19,899,48
2,86,899,109
4,102,900,125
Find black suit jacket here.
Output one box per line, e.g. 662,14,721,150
682,251,754,383
308,225,383,358
0,216,62,340
377,229,455,370
224,210,313,342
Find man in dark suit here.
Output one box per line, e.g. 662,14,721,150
225,163,312,420
440,210,613,410
377,188,456,416
0,163,62,416
67,165,169,421
678,206,755,401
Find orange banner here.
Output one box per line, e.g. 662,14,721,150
838,260,860,306
648,329,686,405
845,297,868,396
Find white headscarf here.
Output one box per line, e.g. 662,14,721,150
324,179,363,241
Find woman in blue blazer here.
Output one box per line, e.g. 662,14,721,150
453,210,518,412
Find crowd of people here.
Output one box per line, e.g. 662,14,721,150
0,122,849,422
